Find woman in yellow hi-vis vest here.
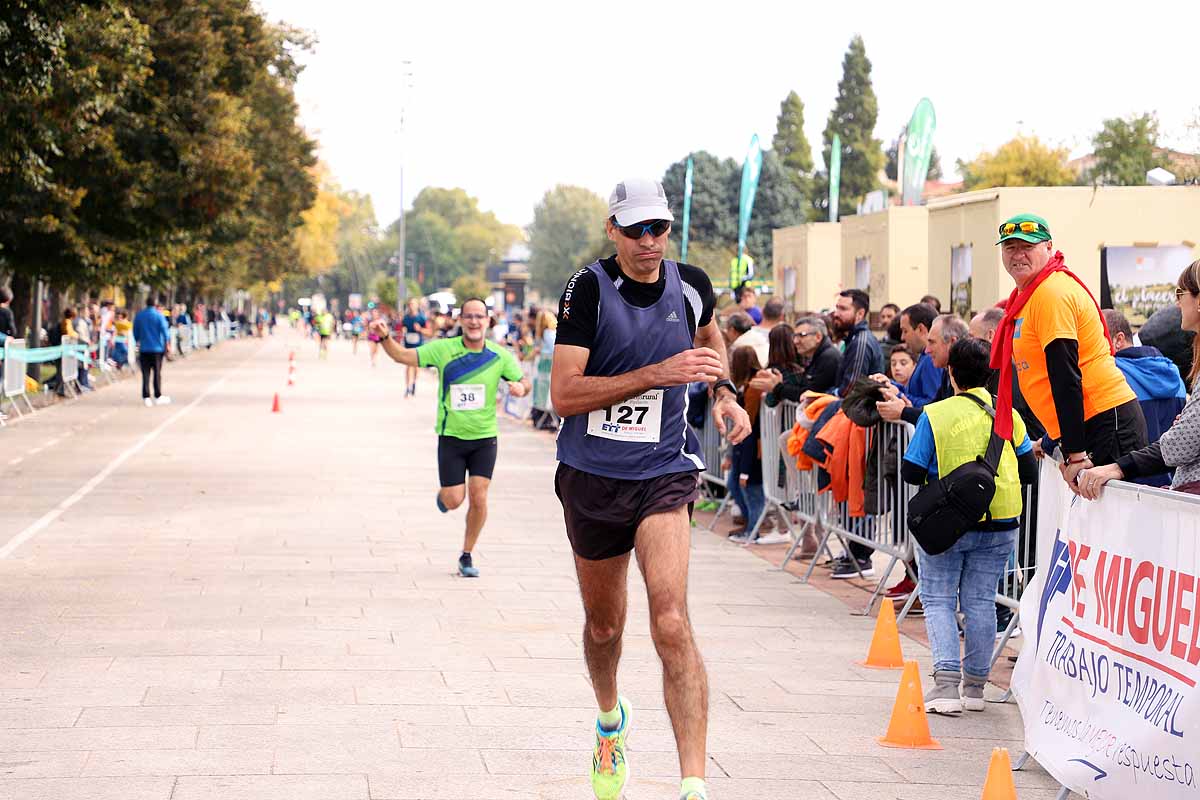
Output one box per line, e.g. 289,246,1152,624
901,337,1039,716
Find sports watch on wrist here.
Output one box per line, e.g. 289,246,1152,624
712,379,736,399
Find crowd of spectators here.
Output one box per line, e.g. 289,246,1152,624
706,219,1200,716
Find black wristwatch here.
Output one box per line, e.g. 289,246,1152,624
712,379,736,399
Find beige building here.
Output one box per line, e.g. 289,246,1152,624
926,186,1200,321
839,206,930,310
772,222,842,314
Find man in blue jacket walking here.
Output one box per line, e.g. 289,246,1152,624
133,295,171,407
1104,309,1186,486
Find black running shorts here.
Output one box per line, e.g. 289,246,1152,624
437,435,498,486
555,464,699,561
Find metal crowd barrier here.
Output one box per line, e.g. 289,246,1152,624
529,354,559,430
694,404,731,524
757,396,1042,650
59,335,81,398
177,324,192,356
1,339,34,417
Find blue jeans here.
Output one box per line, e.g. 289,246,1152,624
916,529,1018,677
725,467,764,530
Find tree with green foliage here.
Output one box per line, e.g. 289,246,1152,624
527,185,609,297
772,91,814,202
0,0,317,331
813,36,885,219
1090,113,1163,186
662,151,738,261
661,149,803,281
957,135,1075,190
392,187,519,292
451,273,491,304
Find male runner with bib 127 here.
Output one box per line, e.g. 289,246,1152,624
371,298,529,578
551,178,751,800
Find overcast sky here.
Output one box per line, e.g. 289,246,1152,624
255,0,1200,229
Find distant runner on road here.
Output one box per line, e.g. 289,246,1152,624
371,297,530,578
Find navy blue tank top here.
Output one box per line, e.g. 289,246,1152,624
556,260,704,480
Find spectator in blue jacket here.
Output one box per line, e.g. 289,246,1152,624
1104,309,1187,487
133,295,171,407
832,289,883,395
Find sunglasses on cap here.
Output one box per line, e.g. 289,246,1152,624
613,219,671,239
998,220,1045,237
1175,287,1194,300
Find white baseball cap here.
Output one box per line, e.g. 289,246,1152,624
608,178,674,227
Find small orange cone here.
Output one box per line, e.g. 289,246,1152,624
878,660,942,750
271,393,281,413
287,376,294,387
981,748,1018,799
288,363,295,374
288,350,295,362
858,598,904,669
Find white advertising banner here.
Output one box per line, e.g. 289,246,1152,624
1013,459,1200,797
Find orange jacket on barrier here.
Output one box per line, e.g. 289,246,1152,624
787,393,837,471
816,409,868,517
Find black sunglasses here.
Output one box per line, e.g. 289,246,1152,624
613,219,671,239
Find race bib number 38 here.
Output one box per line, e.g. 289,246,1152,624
587,390,663,443
450,383,486,411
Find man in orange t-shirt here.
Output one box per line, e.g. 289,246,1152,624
1000,213,1146,488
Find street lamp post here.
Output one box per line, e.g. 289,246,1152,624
396,61,414,309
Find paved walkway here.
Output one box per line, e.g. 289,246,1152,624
0,332,1069,799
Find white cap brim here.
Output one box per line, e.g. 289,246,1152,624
612,206,674,227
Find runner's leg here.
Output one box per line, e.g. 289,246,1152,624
574,552,631,712
635,506,707,780
463,475,489,554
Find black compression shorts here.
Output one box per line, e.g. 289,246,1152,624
437,435,498,486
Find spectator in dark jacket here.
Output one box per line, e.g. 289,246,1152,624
832,289,882,395
752,325,802,407
1103,309,1187,486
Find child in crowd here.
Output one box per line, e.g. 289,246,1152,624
888,347,916,388
111,309,132,369
727,346,765,543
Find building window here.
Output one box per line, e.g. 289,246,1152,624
950,245,972,319
854,257,871,292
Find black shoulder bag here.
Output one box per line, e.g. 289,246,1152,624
906,393,1010,556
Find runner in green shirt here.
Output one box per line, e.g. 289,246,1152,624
372,298,530,577
315,310,335,359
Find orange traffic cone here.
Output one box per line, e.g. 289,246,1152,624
288,350,295,362
287,376,294,387
878,660,942,750
858,599,904,669
288,363,295,374
981,748,1018,799
271,393,281,413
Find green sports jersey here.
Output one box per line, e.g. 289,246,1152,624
417,337,524,439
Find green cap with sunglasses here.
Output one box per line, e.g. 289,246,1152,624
996,213,1052,245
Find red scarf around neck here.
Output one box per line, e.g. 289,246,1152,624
988,251,1113,439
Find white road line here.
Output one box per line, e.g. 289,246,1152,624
0,360,245,559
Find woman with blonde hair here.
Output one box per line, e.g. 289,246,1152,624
534,309,557,355
1080,259,1200,498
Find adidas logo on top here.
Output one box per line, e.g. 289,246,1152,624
665,310,680,322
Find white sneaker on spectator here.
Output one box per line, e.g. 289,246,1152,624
155,396,172,406
728,531,755,544
751,531,790,546
144,398,154,407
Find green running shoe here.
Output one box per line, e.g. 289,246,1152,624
590,695,632,799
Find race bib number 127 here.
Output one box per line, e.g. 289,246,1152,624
586,390,663,443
